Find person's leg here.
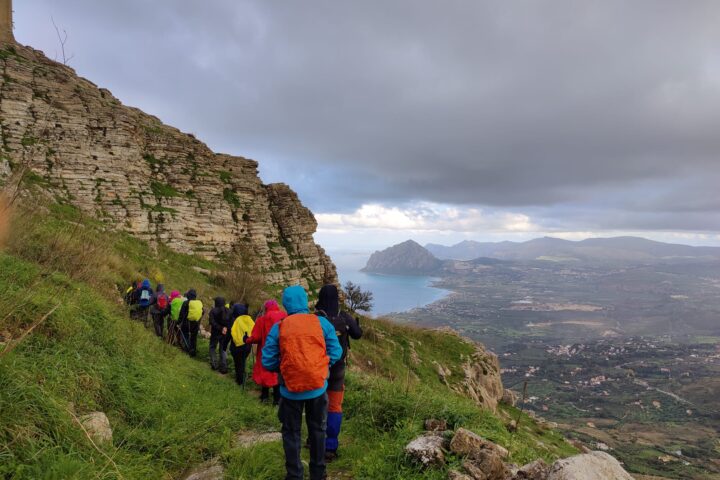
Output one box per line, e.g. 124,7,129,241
279,397,304,480
272,386,281,406
325,386,345,458
180,320,189,351
209,334,219,370
188,321,199,357
153,313,164,337
218,335,229,374
260,387,269,402
306,393,328,480
230,344,243,385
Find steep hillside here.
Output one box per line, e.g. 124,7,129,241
363,239,443,275
0,42,335,289
0,203,578,479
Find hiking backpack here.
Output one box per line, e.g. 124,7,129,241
157,293,169,310
139,289,151,307
278,314,328,393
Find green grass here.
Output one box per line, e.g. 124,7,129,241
223,188,241,209
0,202,578,479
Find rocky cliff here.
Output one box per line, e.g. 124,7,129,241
0,42,336,288
363,239,442,275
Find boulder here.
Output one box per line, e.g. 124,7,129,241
78,412,112,445
502,389,519,406
425,418,449,432
405,433,447,467
513,459,550,479
448,471,475,480
182,458,224,480
455,347,505,412
463,451,509,480
547,451,634,480
449,428,509,459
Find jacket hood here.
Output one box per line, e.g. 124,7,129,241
231,303,248,318
156,284,165,293
186,289,197,300
282,286,309,315
214,296,226,308
141,279,151,289
170,290,181,300
264,300,280,312
316,284,340,318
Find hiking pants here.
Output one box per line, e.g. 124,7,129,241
326,365,346,453
229,343,251,385
209,333,229,372
186,321,200,357
278,393,328,480
261,386,281,405
152,312,165,338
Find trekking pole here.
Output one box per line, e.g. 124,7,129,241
513,381,529,432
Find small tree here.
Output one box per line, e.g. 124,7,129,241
343,281,373,313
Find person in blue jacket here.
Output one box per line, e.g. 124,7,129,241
262,285,342,480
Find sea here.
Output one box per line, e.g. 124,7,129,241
331,250,450,316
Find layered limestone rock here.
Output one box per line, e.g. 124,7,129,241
0,42,336,288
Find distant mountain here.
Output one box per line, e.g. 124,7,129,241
362,240,443,275
426,236,720,264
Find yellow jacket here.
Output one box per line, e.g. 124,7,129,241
231,315,255,346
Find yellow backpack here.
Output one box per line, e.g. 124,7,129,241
187,299,203,321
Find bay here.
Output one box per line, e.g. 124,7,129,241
331,250,450,316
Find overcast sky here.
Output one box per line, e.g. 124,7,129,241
15,1,720,252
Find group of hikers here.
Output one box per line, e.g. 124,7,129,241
124,279,362,480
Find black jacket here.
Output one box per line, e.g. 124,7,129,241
327,311,362,386
209,297,229,335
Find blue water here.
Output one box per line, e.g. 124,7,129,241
331,250,450,316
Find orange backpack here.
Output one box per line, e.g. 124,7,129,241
279,314,329,392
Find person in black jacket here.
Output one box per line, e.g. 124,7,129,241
208,296,229,373
178,289,203,357
315,284,362,461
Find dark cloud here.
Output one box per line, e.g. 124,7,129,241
14,0,720,232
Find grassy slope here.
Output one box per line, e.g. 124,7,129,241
0,203,576,479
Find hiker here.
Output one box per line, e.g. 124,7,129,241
209,296,230,373
245,299,287,404
315,284,362,462
178,289,203,356
168,290,184,346
124,280,139,305
262,285,343,480
229,303,254,386
135,279,153,323
149,284,170,338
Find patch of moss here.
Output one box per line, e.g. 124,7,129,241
150,181,180,199
223,188,241,209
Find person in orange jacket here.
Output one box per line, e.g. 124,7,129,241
245,299,287,405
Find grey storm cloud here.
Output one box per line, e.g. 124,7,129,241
14,0,720,232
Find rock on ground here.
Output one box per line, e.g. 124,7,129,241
232,430,282,449
182,458,224,480
449,428,509,459
405,433,447,467
78,412,112,445
424,418,448,432
448,470,475,480
513,459,550,479
547,451,634,480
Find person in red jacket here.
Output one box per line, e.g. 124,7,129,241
245,299,287,405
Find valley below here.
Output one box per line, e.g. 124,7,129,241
393,259,720,479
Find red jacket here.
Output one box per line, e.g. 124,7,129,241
246,300,287,387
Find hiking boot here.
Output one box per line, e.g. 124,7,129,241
324,450,338,463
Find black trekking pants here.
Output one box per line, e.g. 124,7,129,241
278,393,328,480
186,321,199,357
152,312,166,338
229,343,251,385
209,333,230,372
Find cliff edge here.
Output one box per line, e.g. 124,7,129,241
0,42,336,288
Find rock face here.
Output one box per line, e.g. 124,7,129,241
0,42,337,288
547,451,634,480
363,239,442,275
78,412,112,445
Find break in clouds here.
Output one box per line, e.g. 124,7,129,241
15,0,720,239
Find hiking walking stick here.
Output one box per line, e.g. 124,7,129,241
513,381,529,432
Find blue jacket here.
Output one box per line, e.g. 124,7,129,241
262,285,342,400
